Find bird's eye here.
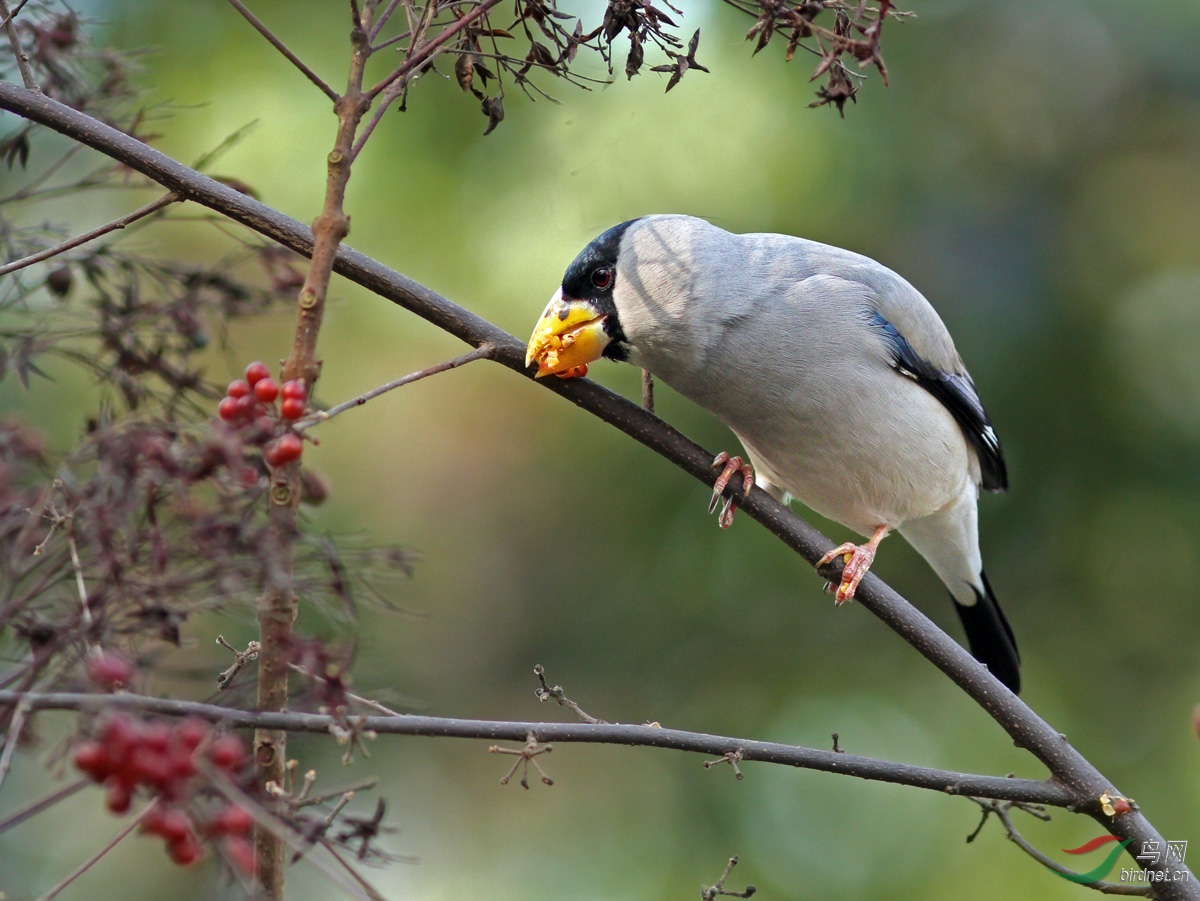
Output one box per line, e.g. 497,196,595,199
591,267,613,290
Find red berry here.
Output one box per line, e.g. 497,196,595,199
253,378,279,403
143,807,192,844
167,836,203,866
100,715,141,763
105,778,133,814
211,804,254,837
73,740,112,781
130,746,173,792
174,718,210,751
208,735,247,772
281,379,306,401
244,361,270,386
143,723,171,753
168,748,197,783
227,379,251,399
280,398,306,421
223,836,256,876
264,434,303,468
218,396,241,422
86,650,134,689
235,395,258,419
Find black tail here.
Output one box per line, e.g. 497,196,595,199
953,571,1021,693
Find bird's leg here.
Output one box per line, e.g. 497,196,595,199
817,524,892,605
709,452,755,529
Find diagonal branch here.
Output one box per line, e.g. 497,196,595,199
35,799,160,901
0,0,28,31
296,342,494,430
0,82,1194,899
226,0,340,102
0,193,180,276
0,689,1074,806
0,0,35,89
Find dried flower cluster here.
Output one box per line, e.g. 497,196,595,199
391,0,901,132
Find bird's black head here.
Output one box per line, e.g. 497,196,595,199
561,219,641,361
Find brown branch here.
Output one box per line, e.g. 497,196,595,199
226,0,341,102
369,27,413,53
0,193,180,276
0,0,28,31
0,689,1079,806
0,778,89,836
296,343,493,430
368,0,404,41
0,0,36,90
253,7,377,895
0,83,1194,899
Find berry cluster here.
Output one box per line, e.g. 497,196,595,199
72,714,254,870
216,361,309,468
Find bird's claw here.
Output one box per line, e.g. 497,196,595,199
710,453,754,529
817,542,877,606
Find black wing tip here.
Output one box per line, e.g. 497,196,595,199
954,572,1021,693
866,310,1008,492
982,455,1008,492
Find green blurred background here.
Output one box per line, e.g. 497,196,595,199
3,0,1200,897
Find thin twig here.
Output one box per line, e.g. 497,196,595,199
0,778,89,835
66,533,90,632
0,697,31,791
290,789,355,863
701,856,756,900
368,27,412,53
0,0,28,30
364,0,506,99
225,0,340,102
533,664,606,724
35,799,159,901
0,193,180,277
296,343,493,431
350,83,401,160
297,778,379,809
288,662,400,716
0,0,36,90
317,839,390,901
199,761,378,901
368,0,404,41
969,799,1153,896
216,635,262,690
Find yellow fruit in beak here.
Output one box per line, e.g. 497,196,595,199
525,290,612,379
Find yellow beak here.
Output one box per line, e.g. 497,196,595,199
524,289,611,379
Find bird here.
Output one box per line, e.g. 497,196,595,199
524,214,1021,693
